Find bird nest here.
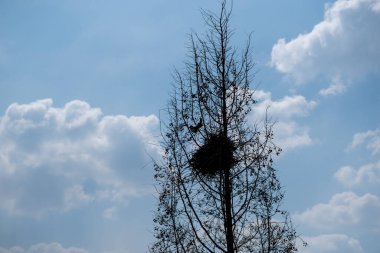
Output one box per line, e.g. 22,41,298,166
190,133,236,177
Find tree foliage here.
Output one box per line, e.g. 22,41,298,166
151,1,298,252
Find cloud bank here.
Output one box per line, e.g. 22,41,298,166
271,0,380,95
297,127,380,253
0,99,159,217
0,243,88,253
335,162,380,188
336,129,380,188
346,129,380,155
298,234,363,253
251,90,316,150
294,191,380,230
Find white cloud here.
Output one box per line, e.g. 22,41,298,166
347,129,380,155
0,99,159,217
294,192,380,230
336,129,380,190
298,234,363,253
271,0,380,93
334,161,380,187
251,90,316,150
274,121,313,150
0,243,88,253
319,76,347,97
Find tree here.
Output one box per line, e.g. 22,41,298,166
151,1,299,252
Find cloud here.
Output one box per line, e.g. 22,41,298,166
319,76,347,97
103,207,118,220
0,243,88,253
294,192,380,230
334,161,380,188
346,129,380,155
271,0,380,94
337,129,380,188
298,234,363,253
251,90,316,150
0,99,159,217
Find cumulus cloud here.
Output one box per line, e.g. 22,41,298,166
334,161,380,188
298,234,363,253
251,90,316,150
294,192,380,230
271,0,380,94
0,243,88,253
346,129,380,155
0,99,159,217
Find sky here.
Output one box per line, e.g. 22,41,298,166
0,0,379,252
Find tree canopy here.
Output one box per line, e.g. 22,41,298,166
151,1,299,252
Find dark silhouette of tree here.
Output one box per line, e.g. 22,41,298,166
151,1,299,252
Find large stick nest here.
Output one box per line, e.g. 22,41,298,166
190,133,236,177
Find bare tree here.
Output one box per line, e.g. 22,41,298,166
151,1,298,252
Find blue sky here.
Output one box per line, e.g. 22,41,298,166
0,0,379,253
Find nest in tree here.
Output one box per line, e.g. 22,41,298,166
190,133,236,177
